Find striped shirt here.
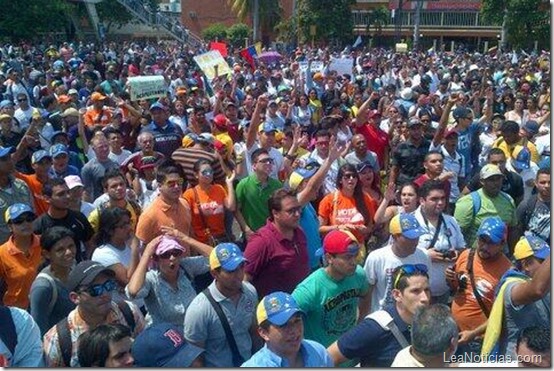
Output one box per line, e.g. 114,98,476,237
172,147,226,187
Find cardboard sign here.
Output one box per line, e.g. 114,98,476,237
193,50,232,80
328,57,353,76
395,43,408,53
128,75,167,101
298,61,324,72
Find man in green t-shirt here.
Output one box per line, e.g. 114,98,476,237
454,164,517,254
235,148,282,234
292,230,370,350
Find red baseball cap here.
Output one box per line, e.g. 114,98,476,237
318,230,359,256
213,114,228,129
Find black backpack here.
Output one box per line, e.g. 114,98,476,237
0,306,17,356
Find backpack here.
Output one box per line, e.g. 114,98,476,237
56,301,136,367
365,310,409,348
34,273,58,316
0,306,17,356
470,190,512,220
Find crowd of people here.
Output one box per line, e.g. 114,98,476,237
0,37,551,367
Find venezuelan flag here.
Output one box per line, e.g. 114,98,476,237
240,44,260,70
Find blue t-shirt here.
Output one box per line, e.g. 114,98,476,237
456,122,480,175
300,203,322,270
241,339,333,367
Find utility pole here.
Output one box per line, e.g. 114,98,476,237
253,0,260,42
413,0,423,50
395,0,403,42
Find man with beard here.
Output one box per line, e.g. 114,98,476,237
184,243,258,367
446,217,512,358
292,230,370,349
242,292,333,367
454,164,517,254
328,264,431,366
43,261,145,367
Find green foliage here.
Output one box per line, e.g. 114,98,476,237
275,18,297,44
297,0,355,45
202,23,228,42
0,0,70,41
96,1,135,32
481,0,550,50
227,0,282,40
227,23,252,48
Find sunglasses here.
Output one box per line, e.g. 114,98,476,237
258,158,274,164
164,178,184,188
201,169,213,177
17,98,27,102
10,214,35,225
342,173,357,180
157,249,183,260
82,279,117,297
393,264,428,289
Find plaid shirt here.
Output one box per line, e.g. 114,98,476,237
43,301,145,367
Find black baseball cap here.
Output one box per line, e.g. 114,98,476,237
66,261,115,292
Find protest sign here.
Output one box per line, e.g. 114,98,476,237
299,61,324,72
329,57,353,76
128,75,166,101
193,50,232,80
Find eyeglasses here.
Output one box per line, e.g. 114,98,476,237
157,249,183,260
201,169,213,177
82,279,117,297
342,173,357,180
258,158,274,164
164,178,184,188
10,214,35,225
393,264,428,289
282,206,301,215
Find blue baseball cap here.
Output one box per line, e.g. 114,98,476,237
288,166,318,191
0,100,13,109
0,146,14,158
256,291,305,326
389,213,426,239
132,323,204,367
513,234,550,261
258,122,277,133
477,216,507,244
150,102,165,111
209,243,247,271
50,143,68,158
4,203,34,223
51,130,69,141
512,145,531,171
31,150,52,164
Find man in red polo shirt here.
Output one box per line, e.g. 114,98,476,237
244,188,309,297
354,94,389,171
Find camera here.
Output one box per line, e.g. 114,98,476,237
457,274,468,291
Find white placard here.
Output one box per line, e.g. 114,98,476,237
328,57,353,76
299,61,324,72
128,75,167,101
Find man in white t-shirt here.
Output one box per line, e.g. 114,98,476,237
364,213,431,313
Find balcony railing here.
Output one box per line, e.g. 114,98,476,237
352,10,502,29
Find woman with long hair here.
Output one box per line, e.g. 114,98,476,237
318,163,378,250
169,100,188,133
182,159,236,245
91,207,134,302
308,87,323,125
357,162,382,203
292,93,315,130
505,95,525,125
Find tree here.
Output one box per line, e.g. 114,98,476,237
202,23,228,42
96,1,135,33
365,6,390,46
481,0,549,50
296,0,355,45
0,0,70,41
227,0,283,42
227,23,251,48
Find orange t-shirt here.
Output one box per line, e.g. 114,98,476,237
84,107,113,127
136,195,191,245
318,190,378,243
451,249,512,332
15,172,49,216
183,185,227,244
0,234,43,309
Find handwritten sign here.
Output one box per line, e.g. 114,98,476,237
128,75,166,101
193,50,232,80
299,61,324,72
